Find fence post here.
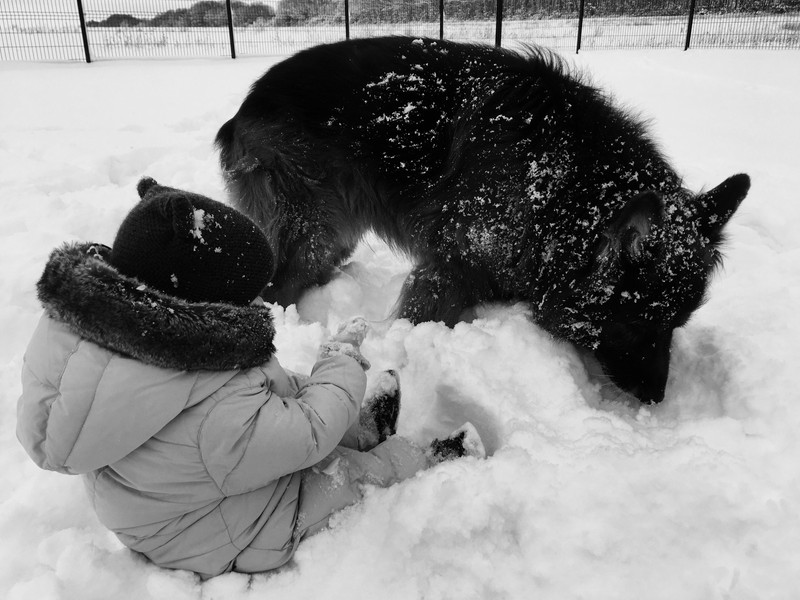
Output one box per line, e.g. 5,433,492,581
439,0,444,39
75,0,91,63
495,0,504,46
225,0,236,58
345,0,351,40
576,0,585,54
685,0,697,50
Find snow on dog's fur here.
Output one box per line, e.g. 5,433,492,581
216,36,749,404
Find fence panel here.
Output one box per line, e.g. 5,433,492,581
233,0,345,56
80,0,233,59
0,0,86,61
434,0,495,44
498,0,579,50
347,0,442,39
690,0,800,48
578,0,691,49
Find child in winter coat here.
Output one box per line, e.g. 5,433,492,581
16,177,484,579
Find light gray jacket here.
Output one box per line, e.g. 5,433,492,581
17,242,366,577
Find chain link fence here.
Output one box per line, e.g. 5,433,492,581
1,0,798,61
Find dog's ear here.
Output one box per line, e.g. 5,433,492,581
696,174,749,237
596,191,664,265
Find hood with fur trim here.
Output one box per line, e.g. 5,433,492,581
37,242,276,371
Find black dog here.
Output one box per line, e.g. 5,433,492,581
216,36,749,404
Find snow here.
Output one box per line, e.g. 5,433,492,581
190,208,207,241
1,48,799,599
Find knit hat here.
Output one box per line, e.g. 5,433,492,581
109,177,273,305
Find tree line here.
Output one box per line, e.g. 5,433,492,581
87,0,800,28
278,0,800,25
87,1,275,28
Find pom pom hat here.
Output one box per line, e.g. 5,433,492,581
110,177,273,305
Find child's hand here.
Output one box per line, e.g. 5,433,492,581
319,317,371,370
331,316,369,346
318,341,371,371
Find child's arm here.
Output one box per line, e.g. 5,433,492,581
282,368,310,395
283,317,371,393
200,355,367,496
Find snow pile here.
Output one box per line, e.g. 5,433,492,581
1,50,798,600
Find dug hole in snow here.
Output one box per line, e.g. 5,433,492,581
1,50,799,600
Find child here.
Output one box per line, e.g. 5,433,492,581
16,177,484,579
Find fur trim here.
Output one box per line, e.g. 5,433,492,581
37,242,276,371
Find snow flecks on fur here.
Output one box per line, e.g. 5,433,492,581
219,36,747,402
356,68,447,178
190,208,207,243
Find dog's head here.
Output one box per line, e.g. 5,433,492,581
566,174,750,404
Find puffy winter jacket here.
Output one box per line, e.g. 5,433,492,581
17,242,366,577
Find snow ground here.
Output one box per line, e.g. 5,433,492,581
1,49,799,600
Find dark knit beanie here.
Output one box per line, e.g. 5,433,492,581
109,177,273,305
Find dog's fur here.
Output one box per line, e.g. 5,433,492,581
216,36,749,403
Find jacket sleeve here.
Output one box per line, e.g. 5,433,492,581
199,355,366,496
282,369,310,396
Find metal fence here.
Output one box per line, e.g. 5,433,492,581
1,0,798,61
